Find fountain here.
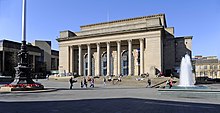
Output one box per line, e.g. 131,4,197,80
158,54,220,98
178,54,195,87
168,54,207,89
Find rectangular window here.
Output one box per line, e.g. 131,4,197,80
200,66,203,69
204,65,207,69
210,65,213,69
85,70,88,76
204,71,208,76
103,61,107,67
123,61,128,67
85,62,88,68
214,65,217,69
103,69,107,76
200,72,203,76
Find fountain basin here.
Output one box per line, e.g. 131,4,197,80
164,85,208,90
158,87,220,98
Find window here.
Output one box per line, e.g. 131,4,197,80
101,52,107,76
204,71,208,76
210,65,213,69
214,65,217,69
200,72,203,76
121,51,128,76
103,61,107,67
85,62,88,68
123,61,128,67
200,65,203,69
204,65,207,69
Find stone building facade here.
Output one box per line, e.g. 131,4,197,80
194,56,220,79
57,14,192,77
0,40,59,77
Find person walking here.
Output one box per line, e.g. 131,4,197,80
169,78,173,89
80,80,83,88
69,77,73,89
84,77,87,88
35,75,38,81
147,78,151,88
103,77,106,86
90,78,94,88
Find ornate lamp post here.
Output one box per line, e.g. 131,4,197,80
7,0,43,90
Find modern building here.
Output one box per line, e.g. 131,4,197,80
194,56,220,79
57,14,192,77
32,40,59,71
0,39,59,77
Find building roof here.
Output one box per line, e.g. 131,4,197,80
195,59,219,64
58,14,168,42
0,39,42,53
80,13,167,30
51,50,59,56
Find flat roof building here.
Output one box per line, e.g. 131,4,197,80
0,39,59,77
57,14,192,77
194,56,220,79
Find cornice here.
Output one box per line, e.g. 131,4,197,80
80,14,165,29
57,26,164,42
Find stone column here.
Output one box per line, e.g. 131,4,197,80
87,44,91,76
107,42,111,76
72,46,75,73
117,41,121,76
69,46,73,73
78,45,82,76
128,40,132,76
2,51,5,72
67,46,71,73
140,39,144,75
33,55,35,72
96,43,101,76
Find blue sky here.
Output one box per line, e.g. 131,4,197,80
0,0,220,57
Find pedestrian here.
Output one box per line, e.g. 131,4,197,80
166,80,169,85
169,78,173,89
80,80,83,88
118,76,122,82
69,77,73,89
146,72,149,77
46,74,49,80
35,75,38,81
147,78,151,88
103,77,106,86
90,78,94,88
84,77,87,88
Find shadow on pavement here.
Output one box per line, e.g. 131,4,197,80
0,98,219,113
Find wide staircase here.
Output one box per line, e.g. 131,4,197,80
49,75,179,88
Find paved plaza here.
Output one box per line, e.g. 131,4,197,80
0,79,220,113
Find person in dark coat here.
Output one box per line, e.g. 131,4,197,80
80,80,84,88
84,77,87,88
147,78,151,88
69,77,73,89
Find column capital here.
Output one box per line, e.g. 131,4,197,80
127,39,132,42
106,42,110,44
70,45,74,48
78,44,82,47
116,40,121,44
87,44,91,47
96,42,100,46
139,38,144,41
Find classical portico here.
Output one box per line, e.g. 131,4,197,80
57,14,192,77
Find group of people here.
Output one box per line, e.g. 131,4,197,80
69,76,95,89
80,77,95,88
69,76,124,89
69,74,174,89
